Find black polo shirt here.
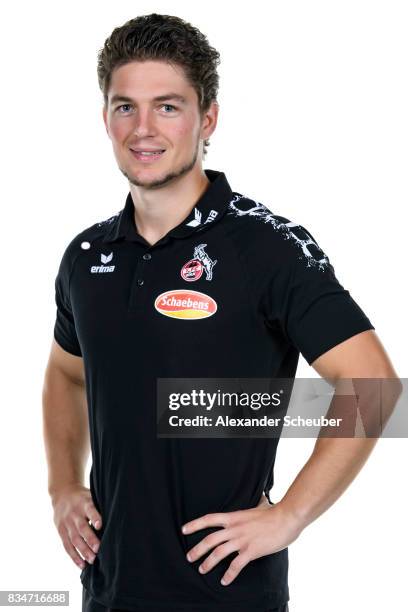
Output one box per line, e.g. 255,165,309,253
53,169,374,611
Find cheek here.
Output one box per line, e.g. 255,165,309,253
109,120,130,145
171,119,199,147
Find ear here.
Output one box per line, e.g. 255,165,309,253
200,100,219,142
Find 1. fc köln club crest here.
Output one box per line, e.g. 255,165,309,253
181,243,217,282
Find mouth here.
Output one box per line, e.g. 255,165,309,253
129,148,166,162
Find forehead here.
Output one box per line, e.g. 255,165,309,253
108,60,196,101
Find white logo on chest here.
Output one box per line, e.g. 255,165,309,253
181,243,217,282
90,252,115,273
193,243,217,281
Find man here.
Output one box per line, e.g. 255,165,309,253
42,13,400,612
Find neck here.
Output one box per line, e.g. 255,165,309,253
128,165,210,246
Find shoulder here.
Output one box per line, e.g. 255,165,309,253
55,209,122,276
224,192,331,271
67,209,121,251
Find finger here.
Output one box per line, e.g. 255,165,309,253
59,526,86,570
182,512,229,535
83,500,102,530
76,519,101,554
198,540,240,575
187,528,234,562
67,527,96,565
221,552,250,586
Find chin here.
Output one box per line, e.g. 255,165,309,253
125,167,174,189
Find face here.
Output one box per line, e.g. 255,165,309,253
103,60,218,189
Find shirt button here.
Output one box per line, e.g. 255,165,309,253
137,279,144,286
143,253,152,260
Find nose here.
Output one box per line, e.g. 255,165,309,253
132,107,157,138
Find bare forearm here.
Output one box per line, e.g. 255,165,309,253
280,436,378,529
280,375,402,529
42,375,90,498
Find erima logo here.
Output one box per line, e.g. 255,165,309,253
186,208,218,227
90,252,115,273
186,208,202,227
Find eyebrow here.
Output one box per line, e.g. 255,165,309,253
109,93,186,106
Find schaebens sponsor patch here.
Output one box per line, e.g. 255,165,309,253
154,290,217,320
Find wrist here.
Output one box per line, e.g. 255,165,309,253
277,497,311,532
49,481,85,505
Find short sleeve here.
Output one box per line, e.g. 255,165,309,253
265,223,375,366
53,247,82,357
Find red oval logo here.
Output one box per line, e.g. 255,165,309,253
154,289,217,320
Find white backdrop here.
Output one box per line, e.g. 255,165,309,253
0,1,406,610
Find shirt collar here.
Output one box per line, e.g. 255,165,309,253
102,169,234,244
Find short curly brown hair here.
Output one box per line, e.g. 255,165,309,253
97,13,221,158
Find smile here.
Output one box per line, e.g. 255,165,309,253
130,149,166,162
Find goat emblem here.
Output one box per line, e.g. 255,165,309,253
193,244,217,281
181,244,217,282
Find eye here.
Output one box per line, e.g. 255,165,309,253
161,104,177,113
117,104,133,113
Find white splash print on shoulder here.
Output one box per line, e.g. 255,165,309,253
227,195,330,270
97,210,121,227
